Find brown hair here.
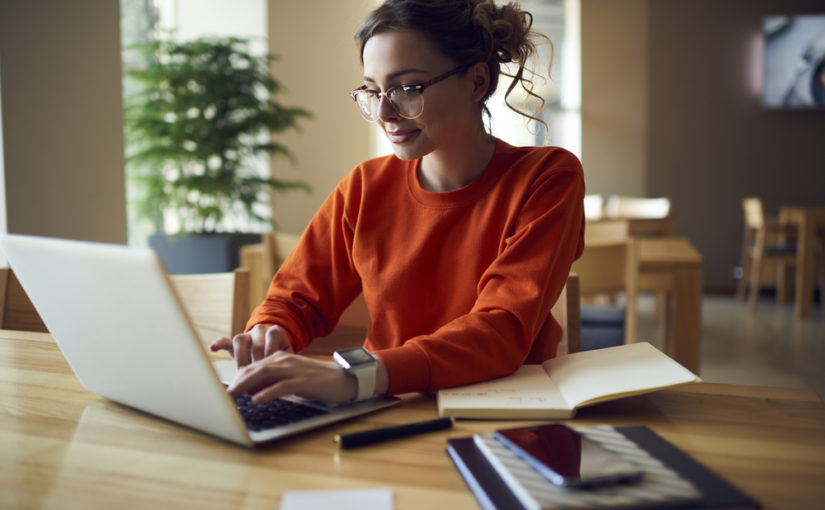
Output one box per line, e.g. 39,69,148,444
356,0,552,132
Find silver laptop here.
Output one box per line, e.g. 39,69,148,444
0,234,399,446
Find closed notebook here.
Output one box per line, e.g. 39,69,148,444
447,425,759,510
437,342,700,419
473,426,702,510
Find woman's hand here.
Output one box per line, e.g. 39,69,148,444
210,324,293,369
226,351,358,404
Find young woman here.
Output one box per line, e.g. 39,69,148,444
212,0,585,404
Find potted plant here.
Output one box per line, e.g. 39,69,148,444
124,36,311,273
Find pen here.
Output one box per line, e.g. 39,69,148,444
334,417,454,449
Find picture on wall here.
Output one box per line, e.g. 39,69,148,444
763,14,825,109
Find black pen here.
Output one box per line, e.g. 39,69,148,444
334,417,454,449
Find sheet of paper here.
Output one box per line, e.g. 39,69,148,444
438,365,571,410
279,488,393,510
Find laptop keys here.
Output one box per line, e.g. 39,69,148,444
234,394,329,431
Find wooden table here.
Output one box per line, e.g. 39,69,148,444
779,205,825,318
4,329,824,510
587,216,675,237
637,237,703,374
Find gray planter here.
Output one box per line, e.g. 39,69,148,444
149,233,261,274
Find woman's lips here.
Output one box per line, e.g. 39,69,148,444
386,128,419,144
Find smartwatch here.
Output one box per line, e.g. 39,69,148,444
333,346,377,402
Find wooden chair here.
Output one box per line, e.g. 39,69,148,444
169,267,250,347
0,267,48,332
737,197,799,312
552,274,581,355
603,195,675,236
585,219,631,243
570,239,639,346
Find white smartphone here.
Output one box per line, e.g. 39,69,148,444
494,424,643,488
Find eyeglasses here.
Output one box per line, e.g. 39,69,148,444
349,63,472,122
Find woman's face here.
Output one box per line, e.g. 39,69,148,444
361,29,482,161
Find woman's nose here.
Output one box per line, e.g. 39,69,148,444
376,94,399,122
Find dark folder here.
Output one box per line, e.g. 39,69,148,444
446,426,760,510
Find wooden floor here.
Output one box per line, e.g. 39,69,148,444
636,293,825,401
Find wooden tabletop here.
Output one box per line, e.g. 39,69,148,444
3,329,825,509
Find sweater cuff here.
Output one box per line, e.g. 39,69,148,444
374,343,431,395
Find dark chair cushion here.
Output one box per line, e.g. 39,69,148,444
581,305,625,326
764,244,796,256
580,305,625,351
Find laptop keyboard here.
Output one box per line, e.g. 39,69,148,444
234,394,329,432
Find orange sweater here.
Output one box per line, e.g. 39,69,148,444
248,139,585,395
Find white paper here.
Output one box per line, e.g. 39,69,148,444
279,488,393,510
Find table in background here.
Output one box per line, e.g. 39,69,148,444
779,205,825,318
587,216,675,237
637,237,703,374
3,329,824,510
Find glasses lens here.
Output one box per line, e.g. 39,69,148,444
390,88,423,119
355,90,376,121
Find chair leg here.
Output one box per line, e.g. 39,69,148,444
816,233,825,315
736,254,750,302
747,255,762,312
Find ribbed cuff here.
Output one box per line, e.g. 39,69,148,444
374,342,431,395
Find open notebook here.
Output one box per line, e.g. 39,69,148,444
438,342,700,419
0,234,398,446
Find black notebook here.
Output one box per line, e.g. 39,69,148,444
447,425,760,510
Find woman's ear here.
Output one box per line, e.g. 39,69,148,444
470,62,490,102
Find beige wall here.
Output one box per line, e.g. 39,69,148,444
267,0,377,236
581,0,648,197
583,0,825,291
0,0,127,244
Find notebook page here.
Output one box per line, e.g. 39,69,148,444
544,343,700,409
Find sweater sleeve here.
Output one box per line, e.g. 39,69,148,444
245,177,364,352
376,166,585,395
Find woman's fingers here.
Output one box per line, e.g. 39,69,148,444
264,325,293,357
232,333,253,368
209,336,234,356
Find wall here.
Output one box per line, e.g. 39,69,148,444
0,0,127,244
581,0,648,197
267,0,377,236
583,0,825,291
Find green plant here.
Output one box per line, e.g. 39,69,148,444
124,37,311,234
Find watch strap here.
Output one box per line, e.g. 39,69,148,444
354,362,376,401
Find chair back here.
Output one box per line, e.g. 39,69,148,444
742,197,766,230
605,195,671,219
551,274,581,355
0,267,48,332
585,220,631,244
570,239,639,343
170,268,250,347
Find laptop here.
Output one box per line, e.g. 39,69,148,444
0,234,399,446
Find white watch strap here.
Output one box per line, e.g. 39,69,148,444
354,363,376,401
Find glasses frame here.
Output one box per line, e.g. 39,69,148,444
349,63,472,122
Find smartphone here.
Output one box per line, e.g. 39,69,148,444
494,424,643,488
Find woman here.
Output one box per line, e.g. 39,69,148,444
212,0,584,404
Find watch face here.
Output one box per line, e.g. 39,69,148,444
335,347,375,369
